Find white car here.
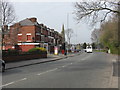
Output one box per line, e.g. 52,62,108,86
86,46,92,53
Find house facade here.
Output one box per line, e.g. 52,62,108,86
3,17,63,53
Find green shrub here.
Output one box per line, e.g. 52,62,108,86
2,49,19,56
28,47,47,54
110,46,120,55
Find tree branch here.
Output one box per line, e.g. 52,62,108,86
101,11,111,22
74,1,120,25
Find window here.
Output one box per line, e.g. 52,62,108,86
41,35,44,42
46,37,48,42
26,33,31,41
18,34,22,41
41,29,43,34
36,35,40,41
48,31,50,36
18,36,22,41
27,35,31,40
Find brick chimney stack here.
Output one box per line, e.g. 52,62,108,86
3,25,8,31
29,17,37,23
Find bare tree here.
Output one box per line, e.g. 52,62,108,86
65,28,73,45
74,0,120,25
91,28,102,49
0,0,16,50
0,0,16,27
91,28,100,43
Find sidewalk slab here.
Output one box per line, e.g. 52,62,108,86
110,76,118,88
110,54,119,88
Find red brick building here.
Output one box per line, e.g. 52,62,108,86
3,17,63,53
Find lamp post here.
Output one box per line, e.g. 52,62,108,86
62,12,72,55
0,27,2,50
66,12,73,54
66,13,69,54
67,13,69,31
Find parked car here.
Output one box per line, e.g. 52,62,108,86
0,59,5,72
86,46,92,53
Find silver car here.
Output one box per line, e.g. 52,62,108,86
0,59,5,72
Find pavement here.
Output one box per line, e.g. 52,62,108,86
5,52,81,70
109,54,119,88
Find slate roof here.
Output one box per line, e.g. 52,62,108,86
19,18,39,26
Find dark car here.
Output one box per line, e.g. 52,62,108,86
0,59,5,72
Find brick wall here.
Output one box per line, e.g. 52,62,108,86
19,45,35,52
3,53,47,63
18,26,35,42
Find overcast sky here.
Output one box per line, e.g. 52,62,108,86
11,0,94,44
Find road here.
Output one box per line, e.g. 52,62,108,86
2,52,115,88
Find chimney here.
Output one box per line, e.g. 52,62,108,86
29,17,37,22
3,25,8,31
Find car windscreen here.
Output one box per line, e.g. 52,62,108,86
87,47,92,49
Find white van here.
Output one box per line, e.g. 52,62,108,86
86,46,92,53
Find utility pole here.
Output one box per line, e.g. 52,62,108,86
66,13,69,54
67,13,69,30
0,27,2,50
61,24,66,55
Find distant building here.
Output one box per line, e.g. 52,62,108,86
3,17,63,53
70,44,81,52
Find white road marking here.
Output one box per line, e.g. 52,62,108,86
81,59,85,61
1,78,27,87
37,68,58,76
47,68,58,72
62,66,65,67
81,54,93,61
37,73,45,75
62,65,68,67
61,63,73,68
18,78,27,81
63,65,69,67
1,82,15,87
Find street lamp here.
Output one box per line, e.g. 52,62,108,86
66,12,73,54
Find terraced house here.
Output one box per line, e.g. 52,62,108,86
3,17,63,53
